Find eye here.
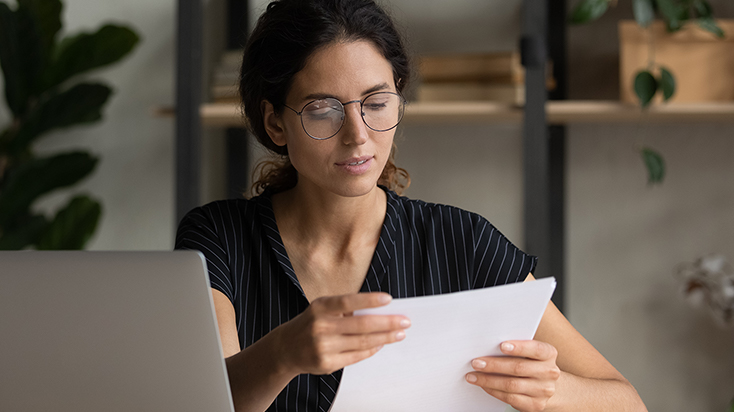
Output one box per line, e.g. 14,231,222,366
363,93,397,112
303,100,342,119
363,101,388,111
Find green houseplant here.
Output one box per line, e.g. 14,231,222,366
569,0,725,184
0,0,139,249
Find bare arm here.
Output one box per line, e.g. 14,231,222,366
212,289,294,412
211,289,410,412
465,274,647,411
532,286,646,412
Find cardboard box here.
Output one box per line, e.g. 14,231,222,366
619,20,734,103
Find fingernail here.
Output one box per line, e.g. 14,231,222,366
471,359,487,369
465,374,477,383
400,318,411,328
379,294,392,304
501,342,514,352
395,331,405,341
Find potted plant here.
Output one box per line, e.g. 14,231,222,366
569,0,726,184
0,0,139,249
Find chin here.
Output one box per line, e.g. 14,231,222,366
334,182,379,198
325,176,382,198
295,165,385,199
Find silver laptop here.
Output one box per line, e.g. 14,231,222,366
0,251,235,412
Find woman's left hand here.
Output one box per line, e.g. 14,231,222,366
465,340,561,412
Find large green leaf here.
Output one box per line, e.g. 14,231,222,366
697,18,725,38
9,83,112,154
0,151,98,227
655,0,683,31
693,0,713,18
569,0,609,24
641,147,665,184
0,129,10,152
659,67,676,101
0,213,48,250
634,70,658,108
1,1,63,116
17,0,62,55
0,1,63,110
17,0,62,95
45,24,139,90
0,3,28,117
13,4,46,109
632,0,655,28
37,195,101,250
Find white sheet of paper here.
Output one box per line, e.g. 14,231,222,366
329,277,556,412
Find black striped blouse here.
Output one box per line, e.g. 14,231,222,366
175,187,536,412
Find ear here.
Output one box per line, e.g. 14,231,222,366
262,100,287,147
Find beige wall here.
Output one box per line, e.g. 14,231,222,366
567,124,734,411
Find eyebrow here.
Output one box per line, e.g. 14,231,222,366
302,82,392,102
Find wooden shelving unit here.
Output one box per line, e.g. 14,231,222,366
168,101,734,127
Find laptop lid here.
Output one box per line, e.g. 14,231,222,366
0,251,234,412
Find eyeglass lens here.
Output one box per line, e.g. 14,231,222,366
300,92,404,139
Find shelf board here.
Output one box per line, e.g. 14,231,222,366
154,101,734,127
547,101,734,124
405,101,734,124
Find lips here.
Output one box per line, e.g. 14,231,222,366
336,155,373,166
335,155,374,175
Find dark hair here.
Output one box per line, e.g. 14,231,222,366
240,0,411,195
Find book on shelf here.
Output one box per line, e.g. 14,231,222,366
414,51,554,105
210,50,242,103
418,51,524,84
211,84,239,103
416,83,525,106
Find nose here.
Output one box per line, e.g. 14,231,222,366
339,101,369,146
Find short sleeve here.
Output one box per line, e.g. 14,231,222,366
471,216,537,289
175,206,235,303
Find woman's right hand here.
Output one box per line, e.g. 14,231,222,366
271,292,410,376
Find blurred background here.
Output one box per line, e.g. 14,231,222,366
1,0,733,410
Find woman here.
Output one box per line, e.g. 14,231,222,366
175,0,647,411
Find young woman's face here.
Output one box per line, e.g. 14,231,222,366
272,40,398,198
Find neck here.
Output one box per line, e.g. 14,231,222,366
271,182,387,251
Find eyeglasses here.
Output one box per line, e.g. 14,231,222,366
283,92,406,140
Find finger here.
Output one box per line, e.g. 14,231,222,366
337,314,411,334
304,344,386,376
465,373,554,400
471,357,560,380
465,373,534,396
334,345,385,369
481,388,549,412
338,329,406,352
500,340,558,361
312,293,392,315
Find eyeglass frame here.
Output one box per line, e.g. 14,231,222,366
282,91,407,140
